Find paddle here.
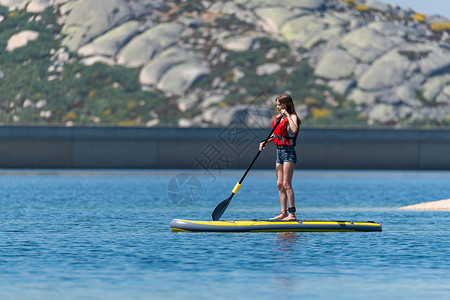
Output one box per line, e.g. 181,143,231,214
211,115,283,221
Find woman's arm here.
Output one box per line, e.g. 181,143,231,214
282,110,298,133
259,136,274,151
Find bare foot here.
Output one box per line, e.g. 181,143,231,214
269,211,287,220
281,214,297,221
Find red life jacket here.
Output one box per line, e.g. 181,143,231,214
272,115,299,146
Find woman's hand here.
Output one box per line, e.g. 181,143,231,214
259,141,266,151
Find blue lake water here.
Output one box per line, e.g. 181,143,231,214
1,169,450,299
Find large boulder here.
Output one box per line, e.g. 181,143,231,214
314,49,357,79
421,74,450,102
220,35,259,52
280,15,326,48
0,0,29,10
365,0,391,12
254,6,304,33
367,103,413,124
244,0,324,10
77,21,143,57
340,27,398,63
139,47,197,86
416,45,450,76
202,104,272,127
6,30,39,51
368,21,420,41
116,22,183,68
357,49,412,91
26,0,51,13
156,61,210,96
61,0,134,51
348,88,377,106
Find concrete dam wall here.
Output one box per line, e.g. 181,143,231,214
0,126,449,170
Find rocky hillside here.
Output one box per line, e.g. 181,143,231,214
0,0,449,128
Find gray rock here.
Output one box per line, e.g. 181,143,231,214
156,61,210,96
221,35,259,52
256,63,281,76
348,88,376,106
321,12,351,27
435,92,450,105
117,22,183,67
0,0,29,10
358,50,411,91
139,47,196,86
280,15,328,48
368,21,419,40
314,49,356,79
26,0,52,13
365,0,391,12
77,21,144,57
245,0,324,10
254,6,305,33
0,70,4,80
177,94,200,112
426,15,450,25
178,118,194,127
416,45,450,76
443,85,450,97
62,0,134,51
416,106,450,122
421,74,450,101
201,106,221,124
200,94,226,109
328,79,354,95
395,85,421,106
353,64,370,78
367,104,413,125
341,27,398,63
202,104,272,128
6,30,39,51
80,56,115,66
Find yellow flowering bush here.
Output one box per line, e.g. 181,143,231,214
311,107,331,119
88,89,97,100
355,5,369,11
62,112,77,122
119,120,137,126
430,23,450,31
126,101,136,111
445,115,450,122
413,12,426,23
305,97,317,105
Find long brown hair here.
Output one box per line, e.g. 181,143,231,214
276,93,297,116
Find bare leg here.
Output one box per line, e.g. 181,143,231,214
270,163,288,220
281,162,296,220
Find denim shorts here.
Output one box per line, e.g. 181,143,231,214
276,146,297,164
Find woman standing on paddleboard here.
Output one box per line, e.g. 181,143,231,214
260,94,301,221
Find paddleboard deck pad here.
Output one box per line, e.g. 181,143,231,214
170,219,382,232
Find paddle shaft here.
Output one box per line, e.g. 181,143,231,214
237,116,282,185
211,116,282,220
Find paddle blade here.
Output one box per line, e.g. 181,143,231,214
212,197,232,221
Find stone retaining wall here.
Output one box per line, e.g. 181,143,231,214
0,126,449,170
